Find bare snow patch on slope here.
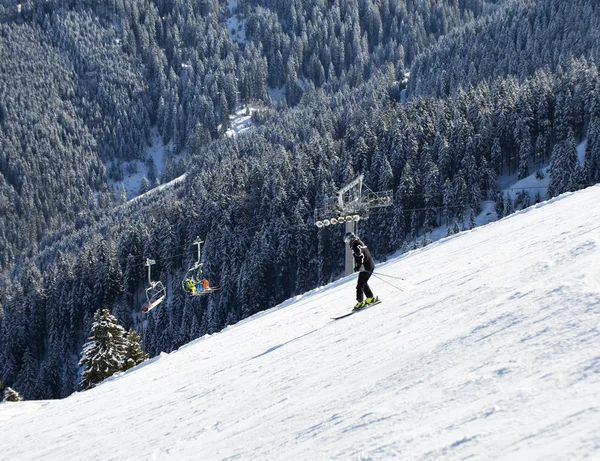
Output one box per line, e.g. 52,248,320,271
225,106,257,137
225,1,246,44
107,126,180,200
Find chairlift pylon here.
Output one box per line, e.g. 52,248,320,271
314,175,392,276
142,258,166,313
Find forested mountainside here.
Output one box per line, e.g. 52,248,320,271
0,0,500,268
2,0,600,400
408,0,600,98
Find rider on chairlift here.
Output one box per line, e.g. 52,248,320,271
185,265,210,294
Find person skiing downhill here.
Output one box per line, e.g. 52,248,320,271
344,232,378,310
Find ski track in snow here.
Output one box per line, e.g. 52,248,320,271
1,187,600,460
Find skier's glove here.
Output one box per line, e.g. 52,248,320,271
354,265,360,272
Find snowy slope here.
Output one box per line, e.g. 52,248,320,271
2,187,600,460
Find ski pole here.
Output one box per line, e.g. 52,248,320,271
365,271,404,281
371,273,403,292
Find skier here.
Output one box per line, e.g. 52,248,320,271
344,231,378,310
184,271,211,294
194,275,202,293
201,278,210,291
185,277,196,293
193,267,211,293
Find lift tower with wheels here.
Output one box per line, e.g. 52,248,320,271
314,175,393,275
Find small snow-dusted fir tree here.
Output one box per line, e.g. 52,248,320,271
503,193,513,217
122,329,147,372
4,387,24,402
452,220,460,235
547,130,580,198
138,176,150,196
119,183,127,204
421,233,432,247
495,193,504,219
79,308,128,390
401,239,410,254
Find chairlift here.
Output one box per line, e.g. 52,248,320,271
182,238,220,296
141,259,166,313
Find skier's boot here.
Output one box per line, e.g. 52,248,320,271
365,296,379,305
353,300,366,311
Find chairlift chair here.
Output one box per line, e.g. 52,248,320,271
182,238,220,296
142,259,166,313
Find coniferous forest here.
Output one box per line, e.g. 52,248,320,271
2,0,600,399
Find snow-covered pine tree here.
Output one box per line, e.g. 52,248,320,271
516,190,531,210
119,183,127,204
79,308,128,390
495,193,504,219
14,347,38,400
584,117,600,184
516,119,532,180
452,221,460,235
389,188,406,250
535,191,542,203
535,134,547,166
446,219,453,237
401,239,410,254
503,193,513,216
138,176,151,196
422,232,432,247
547,130,580,198
4,386,23,402
122,329,147,371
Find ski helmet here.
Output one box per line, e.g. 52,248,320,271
343,232,355,244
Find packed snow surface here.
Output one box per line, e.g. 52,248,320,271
2,186,600,460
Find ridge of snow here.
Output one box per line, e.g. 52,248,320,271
2,186,599,460
126,173,186,204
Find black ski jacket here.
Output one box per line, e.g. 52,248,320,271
351,238,374,272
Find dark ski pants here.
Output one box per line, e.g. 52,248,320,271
356,271,374,302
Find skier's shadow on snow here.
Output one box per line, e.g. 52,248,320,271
251,329,319,360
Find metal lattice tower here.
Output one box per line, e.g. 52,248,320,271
314,175,393,275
